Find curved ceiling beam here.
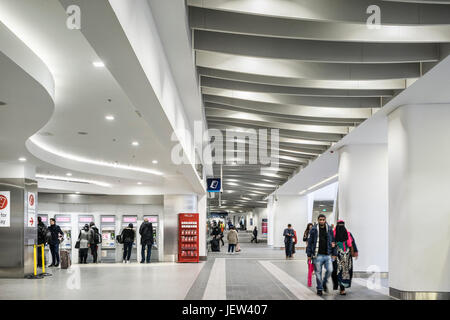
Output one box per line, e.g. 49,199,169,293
194,30,440,63
205,108,364,127
188,0,450,24
197,52,419,82
201,77,395,97
202,88,381,108
203,96,376,118
208,120,346,141
190,7,450,43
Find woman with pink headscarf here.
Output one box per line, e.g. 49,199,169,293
331,220,358,295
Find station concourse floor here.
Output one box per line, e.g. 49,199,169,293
0,232,392,300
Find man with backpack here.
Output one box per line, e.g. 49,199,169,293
139,218,154,263
37,216,49,268
89,221,101,263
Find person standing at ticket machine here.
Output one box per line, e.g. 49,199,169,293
121,223,135,264
48,218,64,267
139,218,154,263
89,222,101,263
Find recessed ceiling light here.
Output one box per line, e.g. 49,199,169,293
77,131,88,135
66,172,72,177
18,157,27,162
105,115,115,121
137,182,142,185
152,160,158,164
132,141,139,146
93,61,105,68
75,191,80,194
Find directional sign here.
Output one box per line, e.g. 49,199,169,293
27,192,36,228
207,178,221,193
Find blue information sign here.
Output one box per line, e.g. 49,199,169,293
207,178,221,193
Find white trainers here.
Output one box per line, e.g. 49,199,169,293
122,260,126,264
127,260,131,264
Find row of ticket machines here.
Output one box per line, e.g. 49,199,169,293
38,214,159,263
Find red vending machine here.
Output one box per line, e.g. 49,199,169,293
178,213,199,263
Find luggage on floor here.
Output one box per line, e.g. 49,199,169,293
210,238,220,252
236,243,241,252
60,250,71,269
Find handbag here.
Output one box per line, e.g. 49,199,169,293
75,240,80,249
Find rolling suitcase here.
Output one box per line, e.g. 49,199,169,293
60,250,71,269
210,238,220,252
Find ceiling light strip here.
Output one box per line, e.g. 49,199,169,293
30,138,163,176
36,174,111,187
299,174,338,195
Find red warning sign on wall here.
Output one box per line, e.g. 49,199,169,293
0,191,11,227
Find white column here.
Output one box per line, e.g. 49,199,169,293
197,194,207,259
270,195,308,248
162,194,197,262
338,144,389,273
388,104,450,298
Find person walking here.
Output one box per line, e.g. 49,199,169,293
283,224,295,259
139,218,154,263
307,214,337,296
37,216,48,268
303,223,314,287
227,226,239,254
77,224,92,264
121,223,135,263
48,218,64,267
331,220,358,295
88,221,100,263
251,226,258,243
292,229,298,258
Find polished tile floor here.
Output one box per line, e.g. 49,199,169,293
0,231,391,300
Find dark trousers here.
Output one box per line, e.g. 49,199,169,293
90,244,98,263
220,236,224,246
251,236,258,243
79,248,88,264
123,242,133,261
49,243,60,265
37,244,44,267
228,244,236,253
141,243,152,263
285,240,293,257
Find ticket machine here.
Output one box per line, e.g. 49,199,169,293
78,215,94,263
100,215,116,263
121,215,138,262
143,215,159,262
54,214,72,252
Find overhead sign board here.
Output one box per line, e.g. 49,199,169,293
207,178,221,193
0,191,10,227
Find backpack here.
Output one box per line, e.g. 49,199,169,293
93,227,102,244
116,234,123,244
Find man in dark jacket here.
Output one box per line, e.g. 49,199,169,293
307,214,337,296
251,226,258,243
89,222,100,263
139,218,154,263
48,218,64,267
37,216,48,268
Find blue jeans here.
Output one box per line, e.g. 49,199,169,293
313,254,333,291
228,244,236,252
285,240,293,257
49,243,60,265
123,242,133,261
141,243,152,263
